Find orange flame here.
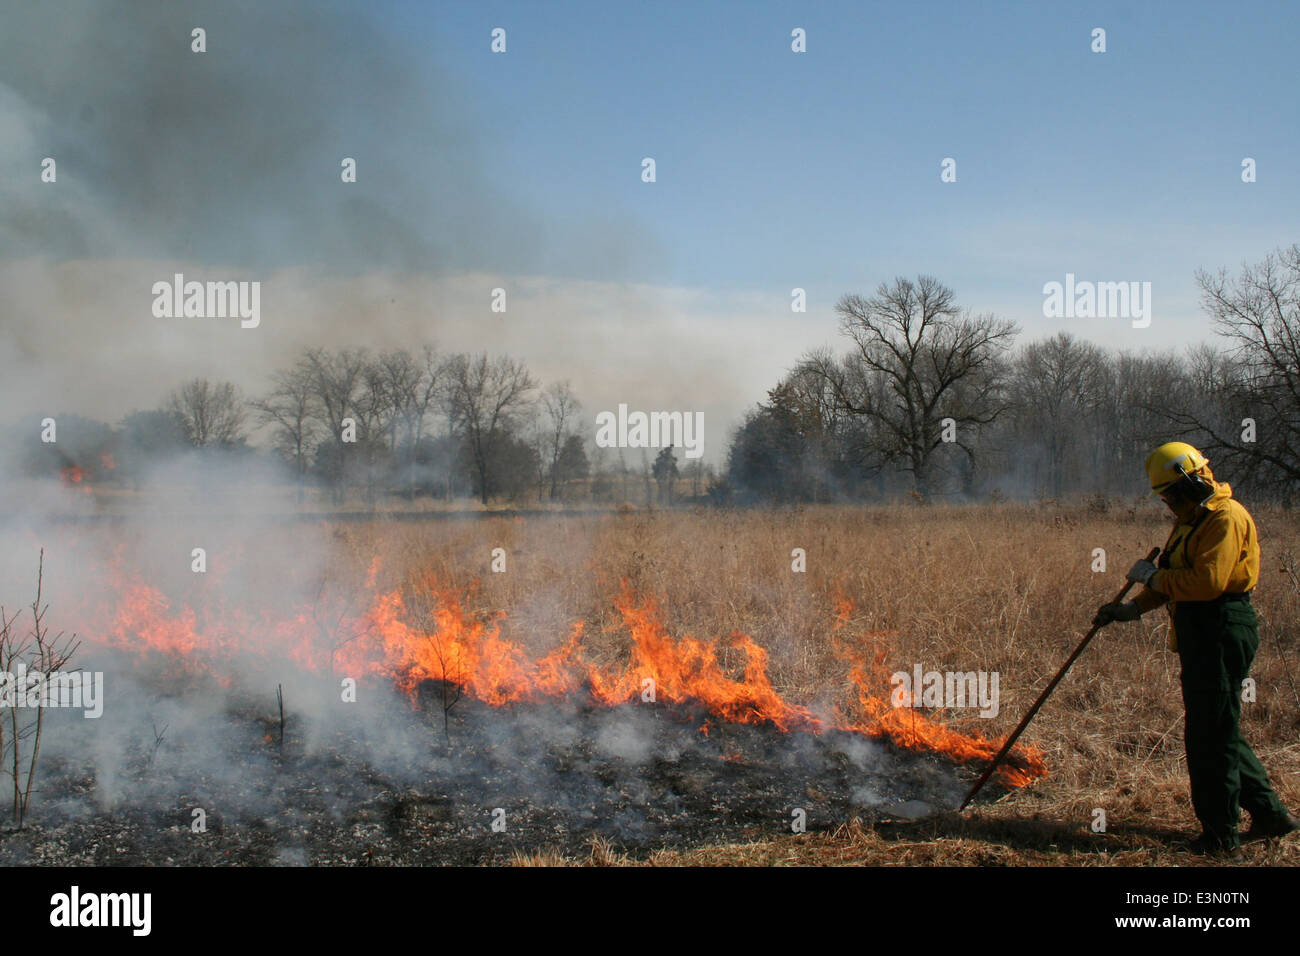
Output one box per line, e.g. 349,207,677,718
76,557,1046,790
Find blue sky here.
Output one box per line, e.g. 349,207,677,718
387,0,1299,344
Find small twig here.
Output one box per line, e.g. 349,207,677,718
145,720,169,772
426,622,462,747
276,683,285,754
5,549,79,828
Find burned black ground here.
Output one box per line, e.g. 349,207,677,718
0,672,1014,865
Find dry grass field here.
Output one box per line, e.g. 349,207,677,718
323,499,1300,866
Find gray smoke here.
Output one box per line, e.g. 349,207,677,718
0,0,761,459
0,0,540,273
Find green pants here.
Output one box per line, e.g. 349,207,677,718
1175,599,1287,846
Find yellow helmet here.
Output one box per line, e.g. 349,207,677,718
1145,441,1209,493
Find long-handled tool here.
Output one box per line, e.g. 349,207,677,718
958,546,1161,811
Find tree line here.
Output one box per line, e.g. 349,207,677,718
15,345,717,507
17,348,596,505
12,244,1300,507
725,244,1300,504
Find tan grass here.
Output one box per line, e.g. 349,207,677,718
335,501,1300,866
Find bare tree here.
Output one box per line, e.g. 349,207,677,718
167,378,248,448
1008,332,1108,497
303,347,370,441
526,408,549,503
443,353,538,505
249,361,319,500
540,381,582,499
374,346,447,497
1169,245,1300,493
1075,349,1183,495
1,551,80,828
359,359,398,452
813,276,1019,495
777,354,869,498
301,347,370,499
412,347,448,495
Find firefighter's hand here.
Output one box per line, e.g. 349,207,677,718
1094,601,1141,627
1125,559,1159,586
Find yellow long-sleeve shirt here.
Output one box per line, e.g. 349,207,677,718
1141,480,1259,650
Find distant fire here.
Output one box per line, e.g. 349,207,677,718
60,454,114,491
59,463,99,495
72,554,1047,789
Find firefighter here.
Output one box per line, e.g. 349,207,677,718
1094,442,1298,854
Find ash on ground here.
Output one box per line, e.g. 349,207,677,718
0,671,998,865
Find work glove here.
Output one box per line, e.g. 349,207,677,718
1125,559,1159,587
1094,601,1141,627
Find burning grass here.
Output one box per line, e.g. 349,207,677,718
5,501,1300,865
